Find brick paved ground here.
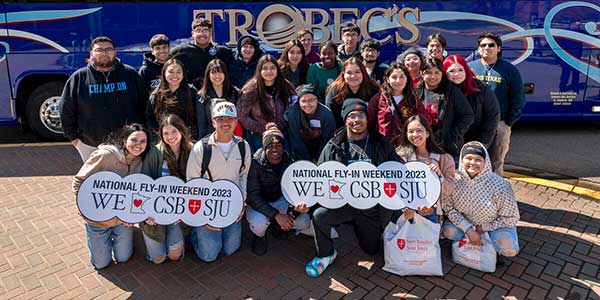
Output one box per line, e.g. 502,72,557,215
0,145,599,300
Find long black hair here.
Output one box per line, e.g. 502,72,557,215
399,115,445,155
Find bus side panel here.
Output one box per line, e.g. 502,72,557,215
0,2,16,125
583,49,600,120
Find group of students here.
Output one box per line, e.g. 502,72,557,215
61,18,522,276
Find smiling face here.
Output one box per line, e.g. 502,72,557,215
161,124,182,150
462,153,485,178
446,62,466,85
125,131,147,158
299,93,319,115
320,47,337,69
345,110,367,136
427,39,444,60
287,45,303,68
406,119,428,149
343,63,363,90
209,69,225,87
387,69,408,95
422,67,443,90
260,61,277,86
241,44,255,62
164,63,184,88
192,26,211,47
151,44,170,64
212,116,237,137
265,139,284,165
404,53,421,76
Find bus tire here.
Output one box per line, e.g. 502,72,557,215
25,81,67,141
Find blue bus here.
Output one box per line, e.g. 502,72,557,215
1,1,599,139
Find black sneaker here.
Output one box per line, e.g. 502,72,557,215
270,225,291,240
496,254,506,266
252,235,268,256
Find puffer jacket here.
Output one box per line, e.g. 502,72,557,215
443,142,520,233
247,149,294,220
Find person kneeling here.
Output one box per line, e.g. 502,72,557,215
246,123,311,255
306,99,403,277
442,141,520,262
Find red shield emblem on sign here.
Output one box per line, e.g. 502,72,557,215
458,239,467,248
397,239,406,250
188,199,202,215
384,182,396,197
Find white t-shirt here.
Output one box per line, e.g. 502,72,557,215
218,140,234,160
393,95,404,105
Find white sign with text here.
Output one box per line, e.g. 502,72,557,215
76,171,244,228
281,161,441,210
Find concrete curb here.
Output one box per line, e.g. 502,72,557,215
505,171,600,201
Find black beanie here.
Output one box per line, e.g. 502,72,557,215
296,84,319,99
341,98,367,121
462,144,486,159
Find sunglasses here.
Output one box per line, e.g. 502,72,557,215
479,43,497,48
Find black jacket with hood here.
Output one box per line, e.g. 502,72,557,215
170,41,233,89
228,35,264,88
463,80,500,148
59,59,148,147
317,128,404,226
138,52,163,94
247,149,294,220
416,79,474,158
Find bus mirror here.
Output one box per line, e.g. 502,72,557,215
524,83,535,94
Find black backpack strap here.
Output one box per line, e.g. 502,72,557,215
237,140,246,174
200,136,213,181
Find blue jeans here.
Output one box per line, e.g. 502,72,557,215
442,221,519,257
142,224,184,263
85,224,134,269
190,220,242,262
246,197,311,237
244,131,262,153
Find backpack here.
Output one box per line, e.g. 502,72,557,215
199,135,247,181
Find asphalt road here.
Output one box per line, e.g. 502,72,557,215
2,123,599,180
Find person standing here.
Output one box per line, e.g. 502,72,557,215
296,29,321,64
186,101,252,262
287,84,336,161
468,32,525,175
139,34,170,93
60,36,148,162
228,35,264,88
337,22,361,62
444,54,499,148
170,18,233,89
425,33,447,61
306,99,402,277
306,41,342,102
278,39,309,88
359,39,388,85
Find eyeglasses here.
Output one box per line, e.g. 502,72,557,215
193,28,210,34
479,43,496,48
93,48,115,54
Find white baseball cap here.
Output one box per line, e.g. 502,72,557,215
212,101,237,118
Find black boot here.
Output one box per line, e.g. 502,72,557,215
252,234,268,256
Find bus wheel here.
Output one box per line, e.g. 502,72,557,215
26,82,66,141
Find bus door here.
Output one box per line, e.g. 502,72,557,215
583,50,600,120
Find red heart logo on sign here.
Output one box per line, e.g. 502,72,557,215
330,185,339,193
397,239,406,250
458,240,467,248
133,199,142,207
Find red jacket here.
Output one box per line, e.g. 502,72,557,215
368,90,426,147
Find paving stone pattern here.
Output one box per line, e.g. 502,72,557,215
0,145,599,299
